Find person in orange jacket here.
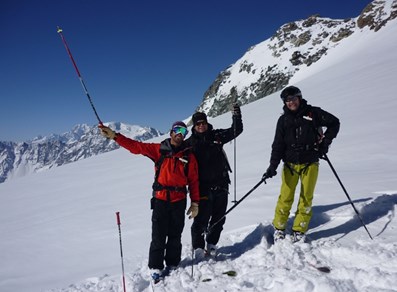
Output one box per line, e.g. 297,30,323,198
99,121,199,282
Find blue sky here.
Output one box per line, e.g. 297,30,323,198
0,0,371,141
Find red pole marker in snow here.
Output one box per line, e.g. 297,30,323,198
116,212,127,292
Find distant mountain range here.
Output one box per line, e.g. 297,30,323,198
2,0,395,184
0,123,162,183
193,0,397,120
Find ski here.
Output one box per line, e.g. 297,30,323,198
307,262,331,273
201,270,237,282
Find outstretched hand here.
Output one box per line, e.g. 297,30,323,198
99,124,116,140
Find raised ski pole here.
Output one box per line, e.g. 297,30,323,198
57,26,103,125
205,177,267,235
116,212,127,292
323,153,373,240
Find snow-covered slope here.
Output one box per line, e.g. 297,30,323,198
0,1,397,292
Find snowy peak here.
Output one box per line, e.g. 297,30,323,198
357,0,397,31
104,121,161,141
0,123,162,183
30,124,93,144
195,0,397,120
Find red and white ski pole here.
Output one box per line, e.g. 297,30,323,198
57,26,103,125
116,212,127,292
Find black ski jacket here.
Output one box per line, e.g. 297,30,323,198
185,114,243,197
269,99,340,168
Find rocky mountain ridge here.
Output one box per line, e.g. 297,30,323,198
194,0,397,119
0,123,161,183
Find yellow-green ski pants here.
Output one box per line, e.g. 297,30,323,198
272,162,319,233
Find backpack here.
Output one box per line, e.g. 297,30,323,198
151,148,190,194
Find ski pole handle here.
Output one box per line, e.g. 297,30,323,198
116,211,121,225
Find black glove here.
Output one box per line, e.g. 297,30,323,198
318,139,331,157
232,103,241,116
263,165,277,179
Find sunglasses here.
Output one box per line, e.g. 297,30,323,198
195,121,207,126
172,126,188,137
283,95,299,103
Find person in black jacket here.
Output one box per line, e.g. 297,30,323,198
264,86,340,243
185,104,243,258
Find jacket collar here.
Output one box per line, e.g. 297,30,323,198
160,138,189,155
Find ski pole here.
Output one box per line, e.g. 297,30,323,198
232,102,238,204
57,26,103,125
191,245,194,278
323,153,373,240
116,212,127,292
205,177,267,235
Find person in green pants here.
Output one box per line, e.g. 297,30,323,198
263,86,340,243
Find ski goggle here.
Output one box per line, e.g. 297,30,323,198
283,95,299,103
195,120,207,126
172,126,188,137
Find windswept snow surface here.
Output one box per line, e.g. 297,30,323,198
1,15,397,292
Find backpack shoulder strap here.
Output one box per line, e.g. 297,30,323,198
307,108,324,144
154,154,167,184
180,147,191,177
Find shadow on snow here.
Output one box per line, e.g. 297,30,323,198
308,193,397,240
217,223,273,260
220,193,397,253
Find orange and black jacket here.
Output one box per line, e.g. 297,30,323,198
115,134,200,203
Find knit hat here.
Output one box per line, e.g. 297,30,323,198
192,112,207,125
171,121,187,129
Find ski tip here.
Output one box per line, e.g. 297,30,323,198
223,270,237,277
201,270,237,282
316,266,331,273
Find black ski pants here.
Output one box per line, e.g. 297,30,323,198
148,198,186,270
191,188,228,249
